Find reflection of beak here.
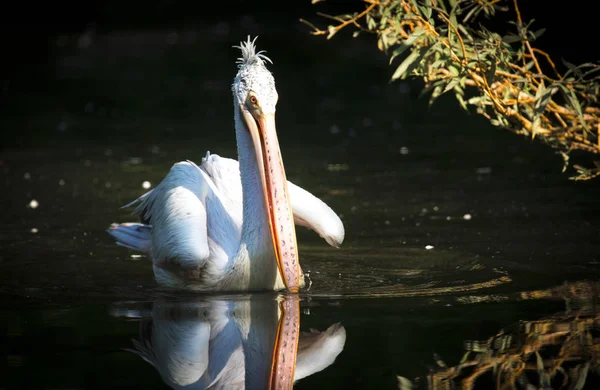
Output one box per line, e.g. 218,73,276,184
270,294,300,389
240,105,300,292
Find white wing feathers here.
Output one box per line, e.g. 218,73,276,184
127,160,214,269
110,154,344,268
198,154,344,249
287,181,345,248
107,222,153,253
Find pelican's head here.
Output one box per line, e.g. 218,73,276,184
232,36,278,115
232,36,300,292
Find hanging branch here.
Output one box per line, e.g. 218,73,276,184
301,0,600,180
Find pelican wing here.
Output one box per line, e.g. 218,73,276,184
287,181,345,248
199,154,344,248
111,153,343,277
126,160,214,270
294,323,347,382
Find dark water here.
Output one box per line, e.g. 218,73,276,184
2,10,600,389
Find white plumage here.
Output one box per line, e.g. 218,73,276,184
108,37,344,292
113,298,346,389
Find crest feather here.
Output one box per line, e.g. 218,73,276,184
233,36,273,68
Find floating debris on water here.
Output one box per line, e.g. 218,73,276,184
58,179,65,186
425,245,434,250
23,172,31,180
463,213,472,220
142,181,151,189
476,166,492,175
28,199,39,209
30,228,38,234
327,163,349,172
124,157,143,165
399,146,410,155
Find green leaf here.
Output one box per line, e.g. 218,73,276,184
524,60,536,71
456,91,468,110
396,375,413,390
467,96,487,105
582,65,600,80
389,43,413,64
532,28,546,39
485,61,497,85
556,83,589,131
381,16,388,27
562,58,577,71
568,90,589,131
533,84,556,116
367,14,376,30
443,78,460,94
431,59,446,69
389,29,426,64
531,116,541,139
502,34,521,43
457,25,473,42
448,64,460,77
463,5,482,23
419,5,432,20
449,13,458,30
391,47,426,81
429,85,444,105
327,25,337,40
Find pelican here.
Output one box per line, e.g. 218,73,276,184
110,296,346,389
108,36,344,292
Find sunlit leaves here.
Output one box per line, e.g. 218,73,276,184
392,46,429,81
305,0,600,180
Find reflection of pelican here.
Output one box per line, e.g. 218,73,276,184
108,36,344,292
111,296,346,389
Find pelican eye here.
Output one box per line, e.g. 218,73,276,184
249,95,258,106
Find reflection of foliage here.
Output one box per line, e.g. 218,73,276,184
302,0,600,180
398,282,600,389
425,313,600,389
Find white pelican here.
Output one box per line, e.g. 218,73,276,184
108,36,344,292
111,296,346,389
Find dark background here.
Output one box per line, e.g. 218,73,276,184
2,0,596,91
2,0,597,160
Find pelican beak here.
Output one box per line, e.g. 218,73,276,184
240,105,301,292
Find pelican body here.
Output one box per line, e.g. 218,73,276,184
108,37,344,292
111,296,347,389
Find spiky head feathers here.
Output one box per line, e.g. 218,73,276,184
232,36,278,114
